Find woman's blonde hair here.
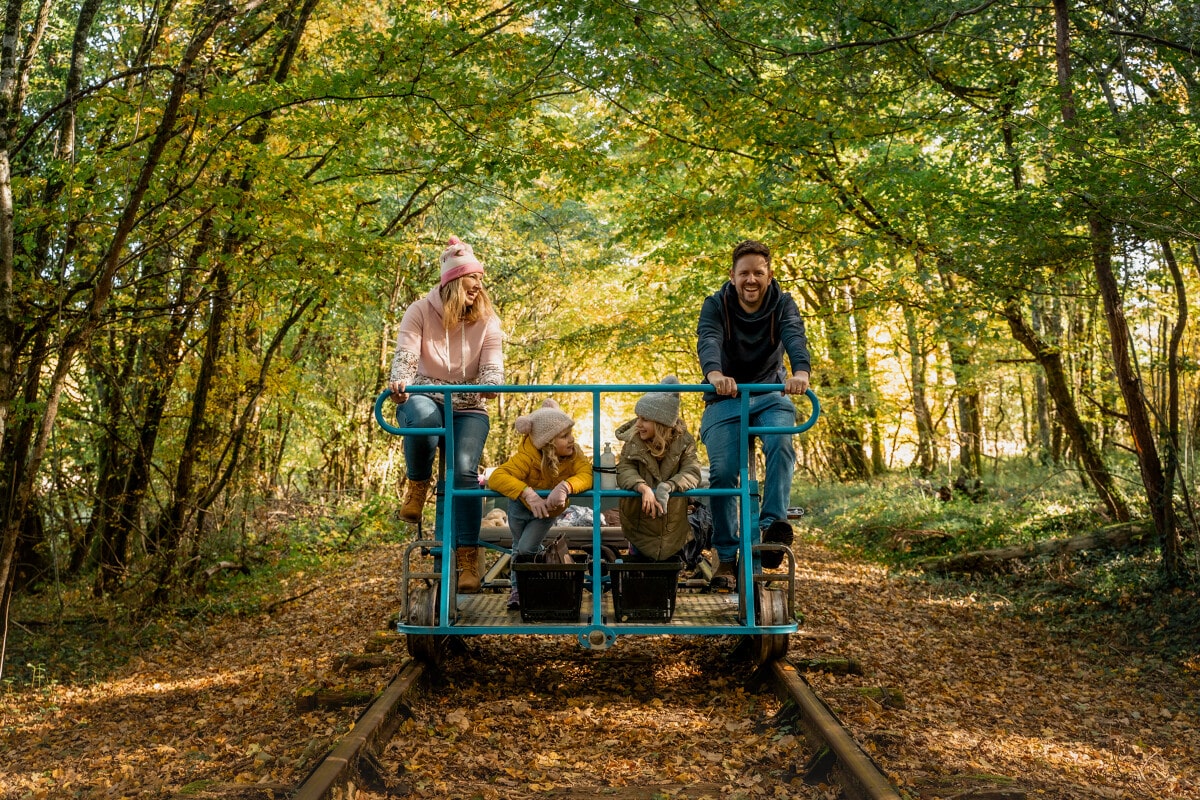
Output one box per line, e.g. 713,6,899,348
643,418,686,459
440,275,494,331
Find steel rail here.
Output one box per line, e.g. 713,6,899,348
292,659,425,800
770,659,902,800
291,653,897,799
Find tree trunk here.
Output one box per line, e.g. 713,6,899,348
852,289,886,475
1030,302,1054,459
145,0,319,603
930,258,981,478
948,339,982,479
1092,218,1181,575
919,521,1152,574
903,302,937,476
149,265,231,600
1052,0,1185,581
1003,300,1130,521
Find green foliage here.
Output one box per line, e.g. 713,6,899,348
9,0,1200,618
794,464,1113,566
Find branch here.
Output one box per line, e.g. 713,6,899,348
265,586,319,613
12,66,177,157
1110,29,1199,57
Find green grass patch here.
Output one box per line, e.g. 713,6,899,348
792,465,1110,567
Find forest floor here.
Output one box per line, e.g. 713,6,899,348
2,536,1198,799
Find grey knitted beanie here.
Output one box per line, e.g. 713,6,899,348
515,399,575,449
635,376,682,427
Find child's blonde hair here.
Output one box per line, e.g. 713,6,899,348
539,433,569,478
440,276,494,331
642,417,687,459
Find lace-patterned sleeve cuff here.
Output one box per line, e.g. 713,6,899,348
389,350,419,385
477,363,504,386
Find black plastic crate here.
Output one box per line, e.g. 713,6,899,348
513,563,586,622
610,562,681,622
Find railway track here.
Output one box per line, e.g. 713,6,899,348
293,637,900,800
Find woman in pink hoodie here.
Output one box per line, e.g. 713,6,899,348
387,236,504,593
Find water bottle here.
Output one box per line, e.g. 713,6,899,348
600,443,617,490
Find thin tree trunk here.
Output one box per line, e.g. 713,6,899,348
1031,302,1054,458
148,264,230,594
852,291,886,476
1052,0,1184,580
930,260,982,478
1003,300,1130,521
145,0,318,603
903,303,936,475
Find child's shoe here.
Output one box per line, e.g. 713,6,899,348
506,583,520,610
710,560,736,592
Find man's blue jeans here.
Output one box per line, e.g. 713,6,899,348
699,393,796,565
397,396,489,548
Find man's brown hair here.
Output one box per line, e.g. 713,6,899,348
732,239,771,269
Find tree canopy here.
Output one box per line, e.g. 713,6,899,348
2,0,1199,627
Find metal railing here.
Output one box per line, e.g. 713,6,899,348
374,383,819,640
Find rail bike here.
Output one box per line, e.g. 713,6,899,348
373,383,820,666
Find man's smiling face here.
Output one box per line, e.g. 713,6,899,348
731,253,771,313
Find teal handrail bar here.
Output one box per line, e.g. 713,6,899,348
373,384,819,634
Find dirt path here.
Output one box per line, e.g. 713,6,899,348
1,540,1196,799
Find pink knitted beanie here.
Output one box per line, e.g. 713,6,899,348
439,235,484,287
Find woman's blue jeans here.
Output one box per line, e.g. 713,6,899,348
699,393,796,565
397,395,489,548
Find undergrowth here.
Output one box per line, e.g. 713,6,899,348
3,496,416,689
793,461,1200,664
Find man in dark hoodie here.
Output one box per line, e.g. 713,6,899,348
696,239,811,590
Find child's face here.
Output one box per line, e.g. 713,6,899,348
552,426,575,457
635,415,656,441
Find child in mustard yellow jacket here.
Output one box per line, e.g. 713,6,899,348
488,399,593,609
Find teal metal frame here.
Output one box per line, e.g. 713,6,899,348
374,383,820,649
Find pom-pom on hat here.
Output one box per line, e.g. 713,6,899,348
439,235,484,287
515,399,575,449
635,375,682,427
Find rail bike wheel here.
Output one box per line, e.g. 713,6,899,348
750,584,791,665
406,583,448,666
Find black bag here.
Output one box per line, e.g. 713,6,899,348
681,500,712,570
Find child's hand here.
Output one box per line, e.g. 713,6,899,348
638,484,662,518
522,487,550,518
546,482,570,513
654,482,672,511
547,481,569,508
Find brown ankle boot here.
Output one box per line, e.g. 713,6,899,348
456,546,481,594
710,560,736,592
399,478,432,523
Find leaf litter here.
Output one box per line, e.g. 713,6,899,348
1,540,1196,799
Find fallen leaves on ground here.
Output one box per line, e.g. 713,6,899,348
1,540,1197,799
